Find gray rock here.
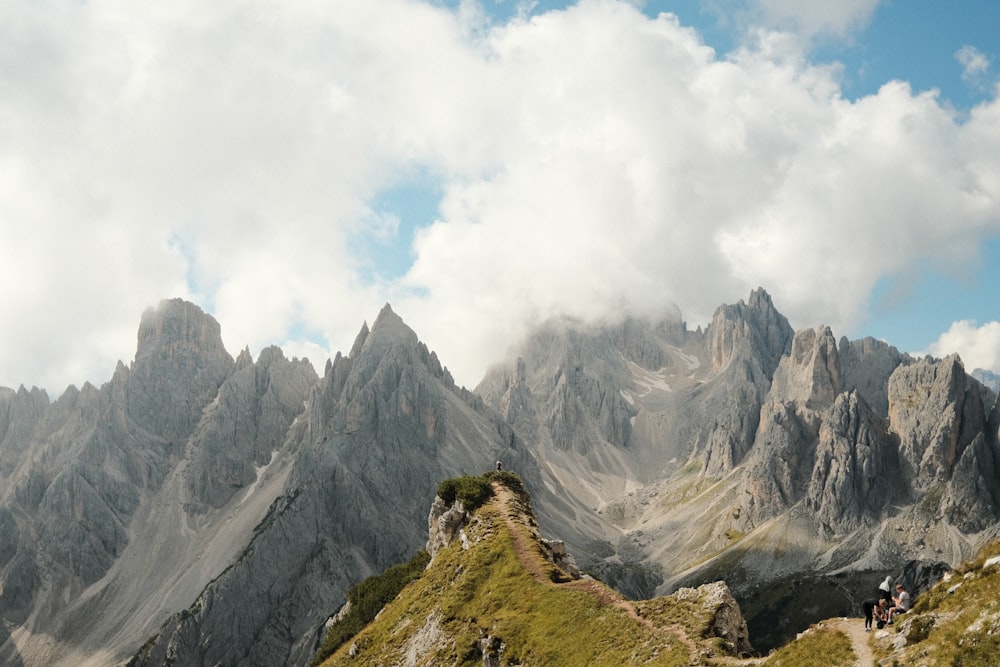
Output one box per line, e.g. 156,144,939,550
667,581,753,656
838,336,910,416
128,305,536,667
185,345,317,510
427,496,470,559
888,355,989,483
805,391,898,532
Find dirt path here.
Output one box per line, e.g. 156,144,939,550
827,617,875,667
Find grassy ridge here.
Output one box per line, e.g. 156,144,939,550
316,477,692,666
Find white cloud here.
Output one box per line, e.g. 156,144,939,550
1,0,999,394
927,321,1000,374
753,0,880,39
956,45,991,87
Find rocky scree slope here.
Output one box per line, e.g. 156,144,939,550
316,476,753,666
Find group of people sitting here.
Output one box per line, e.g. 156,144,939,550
862,576,912,632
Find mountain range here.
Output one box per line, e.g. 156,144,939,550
1,289,997,665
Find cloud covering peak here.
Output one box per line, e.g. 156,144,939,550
1,0,998,393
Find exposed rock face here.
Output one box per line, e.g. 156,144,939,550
709,288,792,375
805,391,898,531
129,298,235,443
2,289,1000,666
740,326,908,528
889,355,991,483
838,336,909,416
690,288,793,474
666,581,753,656
0,300,322,666
184,345,317,510
427,496,470,559
127,306,536,667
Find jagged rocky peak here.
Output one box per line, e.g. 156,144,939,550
838,336,910,417
185,344,318,510
805,389,897,532
769,325,842,410
135,298,230,363
707,287,793,374
369,303,416,345
888,354,991,483
347,304,451,383
127,299,235,442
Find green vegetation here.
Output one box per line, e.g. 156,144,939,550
311,549,431,666
871,540,1000,667
437,475,494,511
759,626,854,667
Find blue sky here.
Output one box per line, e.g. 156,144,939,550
1,0,998,393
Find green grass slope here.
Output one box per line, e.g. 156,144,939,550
870,538,1000,666
315,475,752,666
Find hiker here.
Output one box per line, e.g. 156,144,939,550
862,597,889,632
888,584,911,622
496,460,503,472
877,575,893,604
862,598,890,631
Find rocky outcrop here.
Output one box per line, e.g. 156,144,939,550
708,288,792,375
129,298,234,444
479,319,637,456
664,581,753,657
427,496,470,559
942,432,1000,532
697,288,794,474
805,391,898,531
838,336,909,416
888,355,991,483
742,327,907,530
741,399,819,523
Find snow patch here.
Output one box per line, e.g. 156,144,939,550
626,360,672,396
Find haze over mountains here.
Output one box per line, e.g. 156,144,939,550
1,289,998,666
